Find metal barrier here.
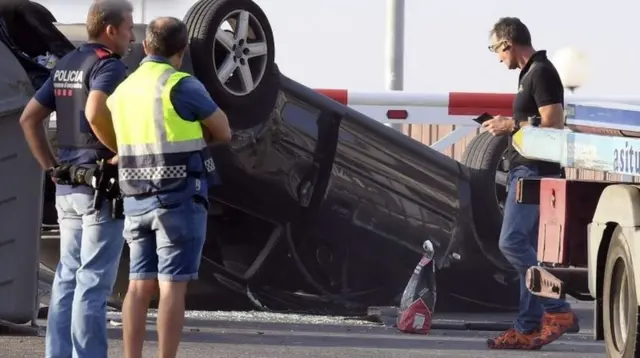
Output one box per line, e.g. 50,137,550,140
315,88,640,154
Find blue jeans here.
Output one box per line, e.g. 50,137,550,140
46,193,124,358
123,198,207,282
498,165,571,333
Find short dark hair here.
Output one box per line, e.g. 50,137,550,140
490,17,532,47
145,17,189,58
86,0,133,40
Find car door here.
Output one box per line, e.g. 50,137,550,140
207,75,343,225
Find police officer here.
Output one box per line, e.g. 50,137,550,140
104,17,230,358
483,17,577,350
18,1,134,358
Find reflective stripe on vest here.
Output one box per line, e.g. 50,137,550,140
119,157,216,181
108,61,215,195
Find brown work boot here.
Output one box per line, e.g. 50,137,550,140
536,310,578,347
486,328,542,350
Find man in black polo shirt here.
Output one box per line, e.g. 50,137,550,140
482,17,577,350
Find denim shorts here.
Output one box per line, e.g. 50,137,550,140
123,198,208,282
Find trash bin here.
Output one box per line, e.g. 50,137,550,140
0,39,43,324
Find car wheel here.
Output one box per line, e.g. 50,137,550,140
184,0,278,129
460,132,512,271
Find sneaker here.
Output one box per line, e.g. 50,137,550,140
486,328,542,350
536,311,578,347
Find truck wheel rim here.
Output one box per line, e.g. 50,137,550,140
611,258,629,350
213,10,268,96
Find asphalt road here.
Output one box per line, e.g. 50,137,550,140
0,302,605,358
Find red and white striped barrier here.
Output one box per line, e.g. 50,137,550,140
314,89,640,123
315,89,515,128
313,89,640,151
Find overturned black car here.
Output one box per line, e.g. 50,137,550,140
1,0,517,318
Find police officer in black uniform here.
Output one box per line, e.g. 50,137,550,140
19,2,134,358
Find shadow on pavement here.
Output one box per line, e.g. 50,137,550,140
105,315,604,354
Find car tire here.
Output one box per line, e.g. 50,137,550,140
184,0,277,127
223,64,281,130
603,226,640,358
460,132,512,271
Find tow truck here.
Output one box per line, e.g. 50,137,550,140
515,101,640,357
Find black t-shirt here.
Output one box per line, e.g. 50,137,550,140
508,50,563,175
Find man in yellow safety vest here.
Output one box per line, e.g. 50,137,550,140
106,16,231,358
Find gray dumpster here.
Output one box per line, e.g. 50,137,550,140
0,39,43,324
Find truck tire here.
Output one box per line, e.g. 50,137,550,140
603,226,640,358
460,132,511,270
184,0,278,129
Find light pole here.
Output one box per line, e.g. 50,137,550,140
552,46,589,93
140,0,146,23
385,0,405,131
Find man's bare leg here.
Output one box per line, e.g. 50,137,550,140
157,281,188,358
122,279,158,358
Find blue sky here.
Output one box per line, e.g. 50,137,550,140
35,0,640,96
